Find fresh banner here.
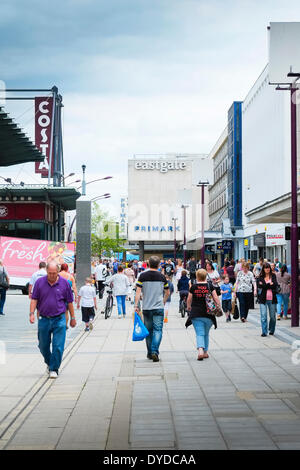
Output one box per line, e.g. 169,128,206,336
35,97,54,177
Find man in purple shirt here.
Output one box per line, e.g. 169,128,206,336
30,261,76,379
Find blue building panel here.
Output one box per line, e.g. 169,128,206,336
228,101,242,228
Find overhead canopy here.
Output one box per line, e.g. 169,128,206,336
0,107,44,166
245,190,300,224
0,185,81,211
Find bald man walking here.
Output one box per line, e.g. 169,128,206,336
30,262,76,379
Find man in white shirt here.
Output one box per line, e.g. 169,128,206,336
95,259,108,299
28,262,47,299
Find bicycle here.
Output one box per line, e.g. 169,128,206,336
104,285,114,319
179,294,188,318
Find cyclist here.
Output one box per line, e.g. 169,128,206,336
177,269,190,313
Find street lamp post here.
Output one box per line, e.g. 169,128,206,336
182,205,187,268
76,176,113,191
172,217,178,263
197,180,209,268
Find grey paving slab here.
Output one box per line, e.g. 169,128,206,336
3,293,300,450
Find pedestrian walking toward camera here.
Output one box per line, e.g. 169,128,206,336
164,275,174,323
77,277,97,331
257,262,279,337
205,261,221,296
177,269,190,312
134,256,170,362
29,261,76,379
187,257,197,284
164,259,174,278
124,262,136,303
110,265,130,318
275,264,291,320
186,269,221,361
28,262,47,299
220,275,233,322
0,260,9,316
235,261,257,322
59,263,78,328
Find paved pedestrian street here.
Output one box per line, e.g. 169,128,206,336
1,291,300,450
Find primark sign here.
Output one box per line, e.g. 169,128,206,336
134,225,180,232
134,160,186,173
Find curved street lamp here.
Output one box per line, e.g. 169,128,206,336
76,176,113,191
67,193,111,242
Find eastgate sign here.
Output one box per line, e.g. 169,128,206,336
134,160,186,173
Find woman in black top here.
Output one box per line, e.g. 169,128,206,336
186,268,220,361
257,262,279,337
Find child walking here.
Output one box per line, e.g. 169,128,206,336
220,275,233,322
164,275,174,323
77,277,97,331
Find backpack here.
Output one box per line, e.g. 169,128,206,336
0,269,8,289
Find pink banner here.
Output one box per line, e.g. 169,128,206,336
0,236,75,278
35,97,54,177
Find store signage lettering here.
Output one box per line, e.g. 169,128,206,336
134,161,186,173
134,225,180,232
35,97,54,177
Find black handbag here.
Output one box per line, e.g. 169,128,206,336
233,304,239,320
0,270,9,289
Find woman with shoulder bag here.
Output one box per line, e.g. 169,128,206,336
257,262,279,337
235,261,257,323
275,264,290,320
205,261,221,297
185,269,221,361
0,259,10,315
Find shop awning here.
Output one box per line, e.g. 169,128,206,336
245,190,300,224
0,107,44,166
0,185,81,211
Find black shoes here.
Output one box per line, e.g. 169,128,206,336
147,353,152,360
152,353,159,362
261,333,267,337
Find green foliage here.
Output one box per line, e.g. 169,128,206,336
91,202,125,257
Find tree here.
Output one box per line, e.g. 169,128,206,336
91,202,125,258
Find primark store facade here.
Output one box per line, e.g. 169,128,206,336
126,155,212,259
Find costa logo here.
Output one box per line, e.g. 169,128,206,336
35,97,53,176
0,205,8,217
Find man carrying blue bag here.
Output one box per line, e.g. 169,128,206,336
134,256,170,362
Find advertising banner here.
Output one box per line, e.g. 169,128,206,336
34,97,54,177
0,236,75,284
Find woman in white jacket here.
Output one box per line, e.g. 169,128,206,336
110,265,130,318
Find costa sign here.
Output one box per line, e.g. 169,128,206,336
134,160,186,173
35,97,54,177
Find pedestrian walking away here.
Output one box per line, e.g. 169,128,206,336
220,275,234,322
164,275,174,323
187,257,197,284
177,269,190,312
110,265,130,318
0,259,9,315
134,255,170,362
257,262,279,337
95,259,108,299
77,277,97,331
29,261,76,379
185,269,221,361
275,264,291,320
235,262,257,322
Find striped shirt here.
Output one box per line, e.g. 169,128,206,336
136,270,169,310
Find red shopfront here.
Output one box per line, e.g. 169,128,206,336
0,202,55,240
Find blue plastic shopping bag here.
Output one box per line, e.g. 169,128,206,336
132,312,149,341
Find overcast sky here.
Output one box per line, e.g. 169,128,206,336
1,0,300,216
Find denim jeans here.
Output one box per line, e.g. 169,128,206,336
38,313,67,372
191,317,213,351
260,301,277,335
0,288,6,314
143,309,164,355
116,295,126,316
276,293,289,317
